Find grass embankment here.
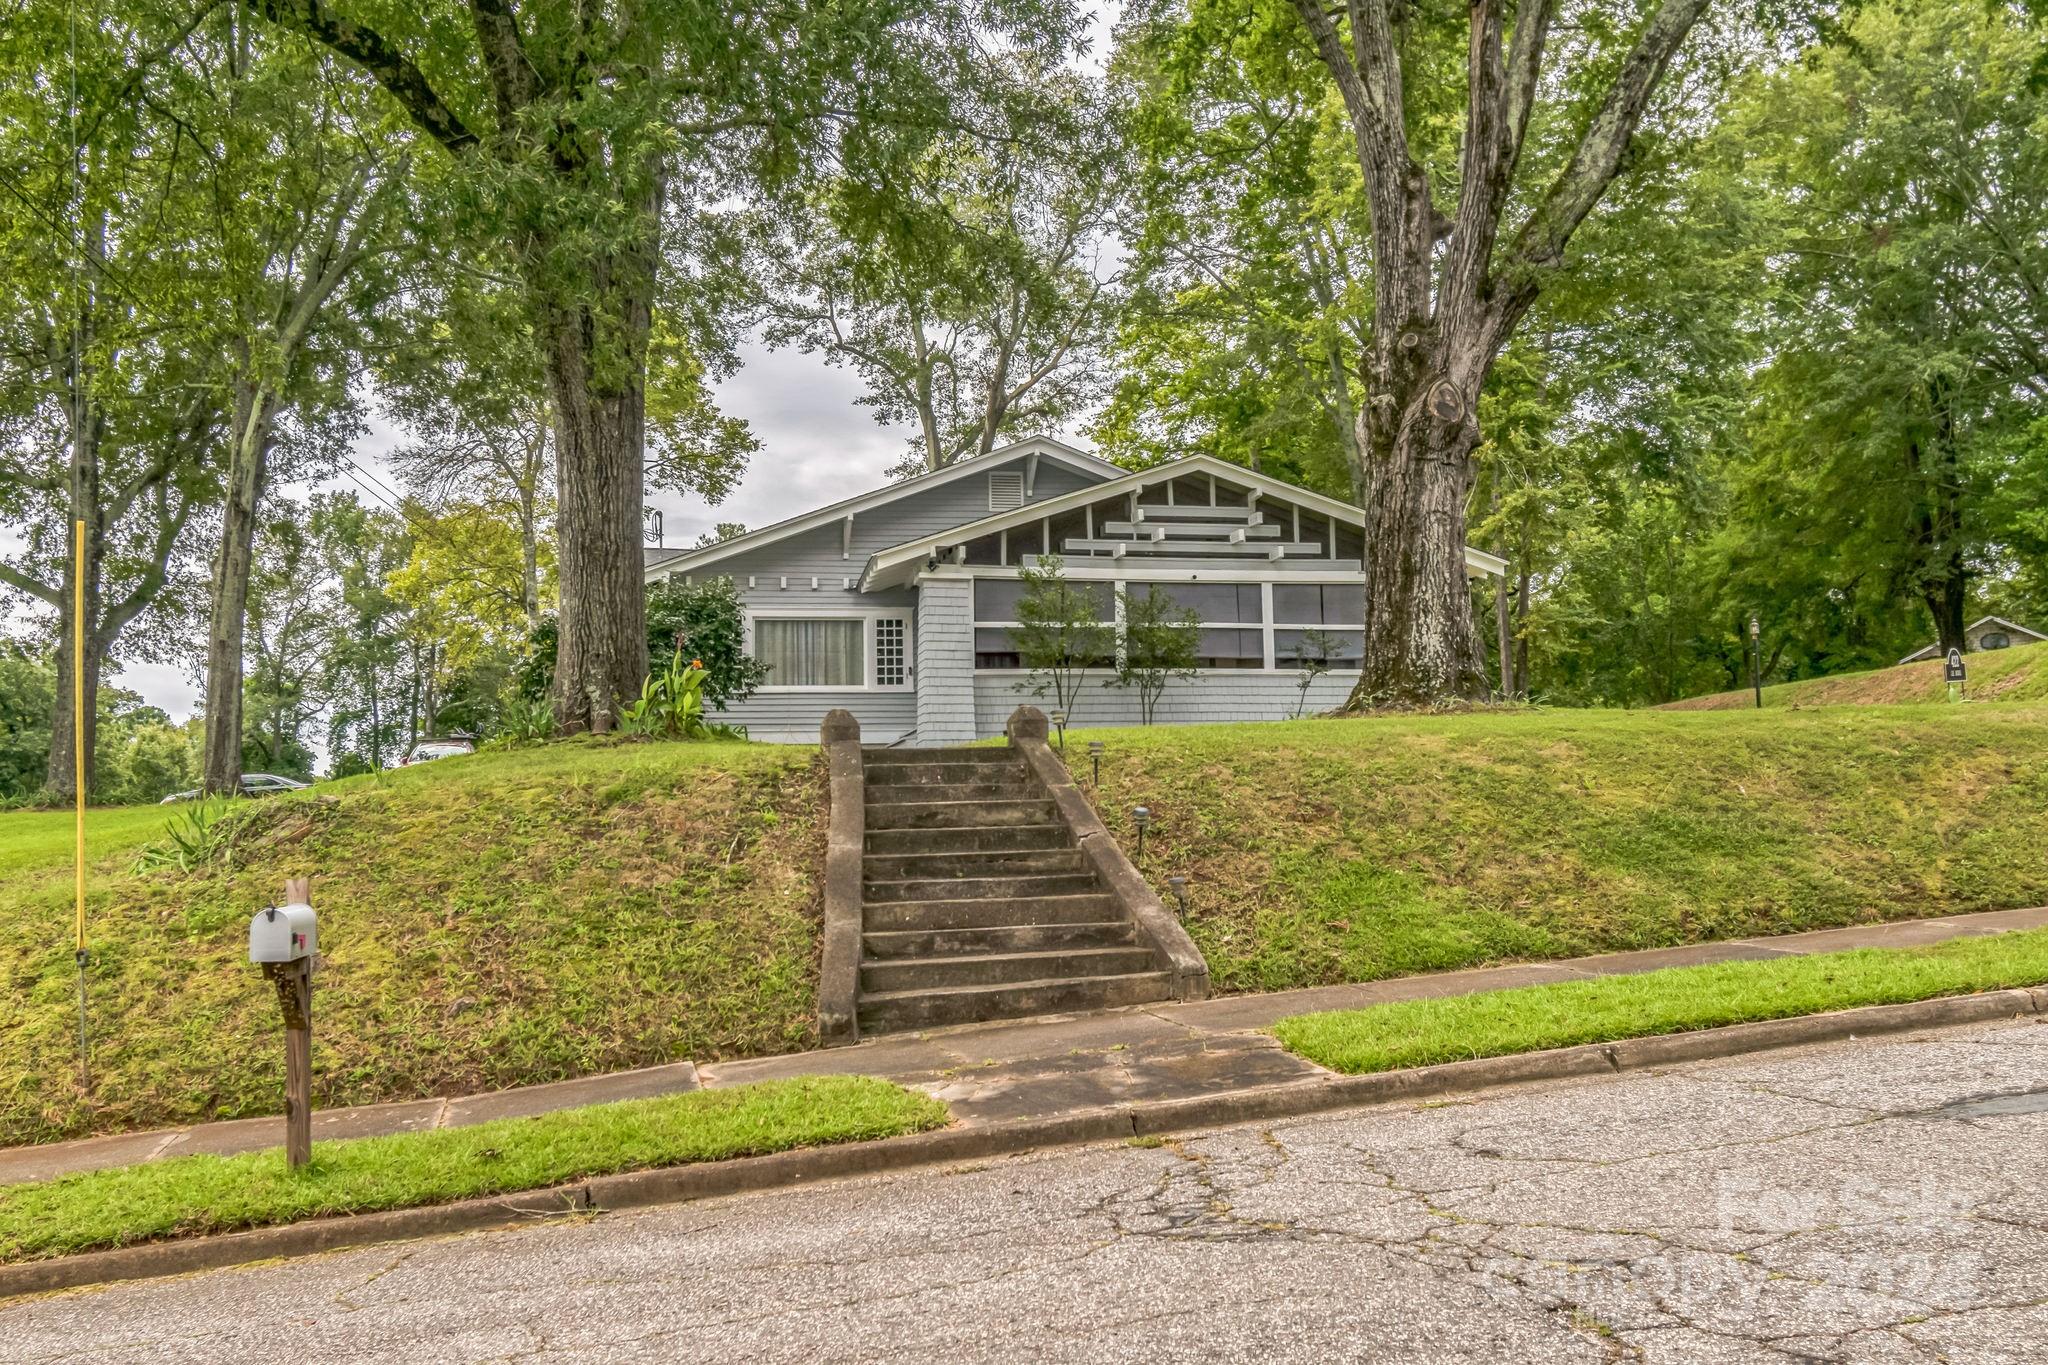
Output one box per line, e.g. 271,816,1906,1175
1275,927,2048,1074
0,739,823,1146
0,1076,946,1262
1666,640,2048,710
1072,705,2048,995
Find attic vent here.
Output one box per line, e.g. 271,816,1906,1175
988,471,1025,511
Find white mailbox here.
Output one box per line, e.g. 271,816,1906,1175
249,902,317,964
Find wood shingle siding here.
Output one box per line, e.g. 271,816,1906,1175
916,576,978,744
971,671,1357,736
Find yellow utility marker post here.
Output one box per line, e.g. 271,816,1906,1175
72,519,89,1091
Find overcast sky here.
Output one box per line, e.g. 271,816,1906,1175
9,3,1121,730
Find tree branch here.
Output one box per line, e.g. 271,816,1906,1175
1502,0,1708,296
243,0,479,152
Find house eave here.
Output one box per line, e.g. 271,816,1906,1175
857,454,1508,591
640,436,1121,583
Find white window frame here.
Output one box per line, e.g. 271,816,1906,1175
967,568,1363,674
746,609,915,692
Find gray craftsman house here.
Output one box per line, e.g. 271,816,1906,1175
643,437,1506,744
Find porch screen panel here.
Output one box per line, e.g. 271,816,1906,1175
1272,584,1365,625
1275,629,1363,668
1132,582,1262,623
756,619,863,687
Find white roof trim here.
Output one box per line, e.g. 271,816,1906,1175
642,436,1120,581
858,454,1508,589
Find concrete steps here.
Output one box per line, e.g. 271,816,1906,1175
856,746,1173,1034
858,971,1179,1033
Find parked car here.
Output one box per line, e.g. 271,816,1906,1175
160,773,309,804
401,736,476,766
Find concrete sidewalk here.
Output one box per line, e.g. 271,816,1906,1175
8,904,2045,1186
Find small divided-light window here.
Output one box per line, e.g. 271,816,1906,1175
988,471,1025,511
875,617,909,686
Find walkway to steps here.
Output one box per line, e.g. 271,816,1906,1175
10,905,2046,1185
858,745,1178,1034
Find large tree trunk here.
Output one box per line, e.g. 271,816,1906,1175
201,378,275,795
542,335,648,733
1349,330,1492,706
1912,387,1968,656
45,329,104,803
533,201,655,732
46,584,102,803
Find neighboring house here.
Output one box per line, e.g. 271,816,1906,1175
1899,616,2048,664
643,436,1507,744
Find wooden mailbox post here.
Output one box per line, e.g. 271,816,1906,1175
250,876,317,1169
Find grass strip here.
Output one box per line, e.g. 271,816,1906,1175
0,1075,947,1262
1273,927,2048,1075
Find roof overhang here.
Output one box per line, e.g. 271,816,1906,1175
640,436,1120,582
1899,615,2048,663
859,454,1508,590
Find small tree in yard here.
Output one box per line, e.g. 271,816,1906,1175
1287,629,1344,719
1111,588,1200,725
1012,556,1114,724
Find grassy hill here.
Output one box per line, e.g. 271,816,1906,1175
1073,705,2048,995
1666,641,2048,709
9,703,2048,1147
0,739,821,1146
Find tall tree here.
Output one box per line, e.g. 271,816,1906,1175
764,69,1121,475
1282,0,1719,703
247,0,1085,731
177,16,413,794
1101,0,1374,497
1720,0,2048,657
0,1,221,800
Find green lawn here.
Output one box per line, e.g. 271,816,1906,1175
1274,926,2048,1074
0,1075,946,1262
0,805,176,882
0,738,824,1145
1668,639,2048,709
1071,704,2048,995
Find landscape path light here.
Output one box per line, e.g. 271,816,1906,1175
1133,805,1151,858
1750,614,1763,710
1089,740,1104,785
1050,709,1067,754
1167,875,1189,920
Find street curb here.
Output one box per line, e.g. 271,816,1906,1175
5,986,2040,1300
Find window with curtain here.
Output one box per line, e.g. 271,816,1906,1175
755,619,864,687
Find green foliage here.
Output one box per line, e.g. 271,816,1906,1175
644,576,769,710
131,798,245,877
0,1076,948,1262
1275,927,2048,1076
762,69,1120,473
1010,555,1115,722
490,694,557,745
1108,586,1200,724
620,649,745,741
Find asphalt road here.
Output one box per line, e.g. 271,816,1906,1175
7,1016,2048,1363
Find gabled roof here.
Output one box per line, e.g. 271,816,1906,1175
1899,615,2048,663
641,436,1120,581
858,453,1507,590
